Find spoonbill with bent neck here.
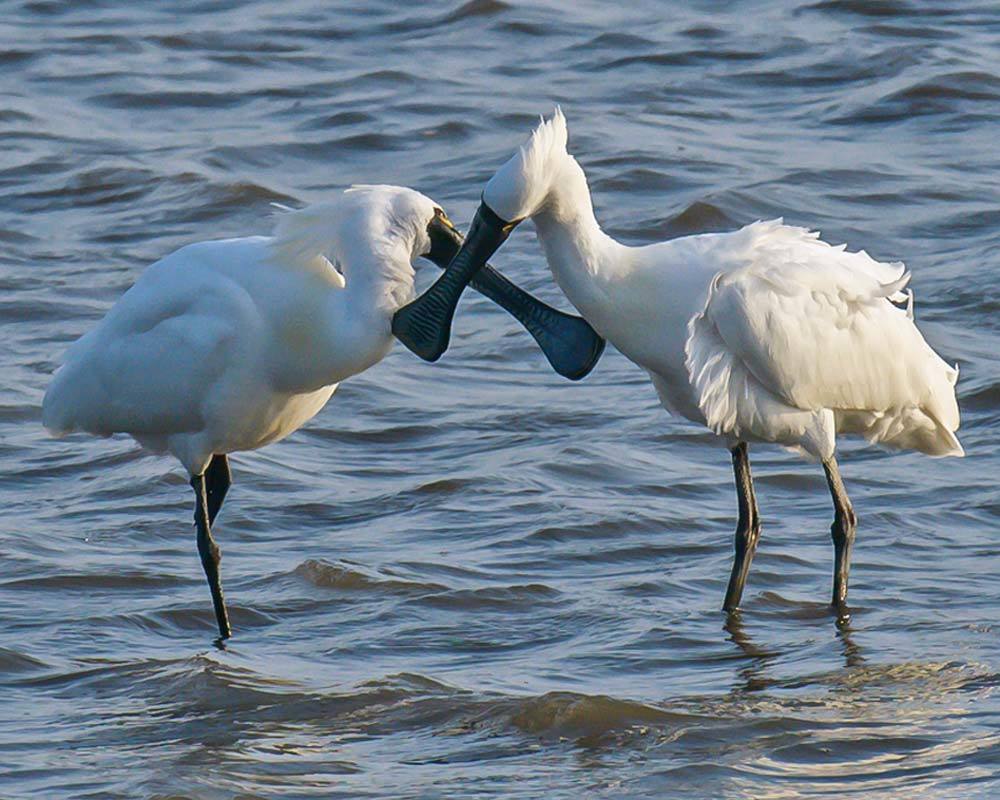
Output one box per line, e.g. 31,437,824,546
44,184,604,639
393,111,963,615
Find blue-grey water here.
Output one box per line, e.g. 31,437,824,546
2,1,999,797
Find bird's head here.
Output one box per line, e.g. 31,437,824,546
269,185,463,277
419,109,575,293
482,107,571,226
339,185,463,270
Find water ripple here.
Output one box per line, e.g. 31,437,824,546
2,0,998,797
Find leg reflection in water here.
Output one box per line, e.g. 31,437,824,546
724,608,866,694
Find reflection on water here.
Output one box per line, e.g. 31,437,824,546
2,0,1000,797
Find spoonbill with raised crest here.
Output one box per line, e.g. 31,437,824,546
393,111,963,615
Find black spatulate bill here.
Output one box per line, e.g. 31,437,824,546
398,202,604,378
395,202,515,362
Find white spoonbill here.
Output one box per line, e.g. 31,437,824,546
43,184,604,639
394,110,963,613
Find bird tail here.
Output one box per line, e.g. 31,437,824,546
932,424,965,457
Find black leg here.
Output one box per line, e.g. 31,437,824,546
192,471,232,639
205,453,231,527
823,456,857,610
723,442,761,612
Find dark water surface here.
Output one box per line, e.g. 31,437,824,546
2,1,1000,797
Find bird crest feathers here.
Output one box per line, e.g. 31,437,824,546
521,106,569,178
269,186,432,282
270,200,347,272
484,107,570,221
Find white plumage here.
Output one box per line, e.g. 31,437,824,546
686,220,961,460
44,185,432,475
43,185,448,639
474,108,963,611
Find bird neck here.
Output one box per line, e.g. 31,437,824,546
272,250,414,394
531,156,629,326
326,248,415,375
340,245,417,315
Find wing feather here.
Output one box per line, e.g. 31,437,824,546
685,221,961,457
43,251,255,439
